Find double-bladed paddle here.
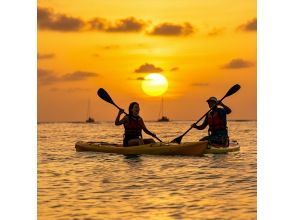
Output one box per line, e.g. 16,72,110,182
171,84,241,144
97,88,163,142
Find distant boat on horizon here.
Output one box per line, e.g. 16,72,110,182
158,116,170,122
86,117,95,123
157,96,170,122
86,98,95,123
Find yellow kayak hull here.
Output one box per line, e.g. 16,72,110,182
75,141,208,156
205,141,240,154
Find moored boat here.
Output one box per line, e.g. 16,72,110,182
157,116,169,122
157,97,170,122
86,117,95,123
85,99,95,123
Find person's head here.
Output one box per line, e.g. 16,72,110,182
206,96,218,108
129,102,140,116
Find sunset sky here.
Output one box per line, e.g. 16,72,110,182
37,0,256,122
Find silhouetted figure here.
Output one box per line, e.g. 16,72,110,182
192,97,231,147
115,102,156,147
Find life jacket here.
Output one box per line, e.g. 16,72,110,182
208,108,227,133
123,116,142,138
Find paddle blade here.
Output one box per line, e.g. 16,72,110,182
224,84,241,98
171,135,183,144
97,88,115,105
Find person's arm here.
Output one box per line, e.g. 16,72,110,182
115,109,127,125
192,115,208,130
218,102,232,114
139,118,156,137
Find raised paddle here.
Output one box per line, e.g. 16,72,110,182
171,84,241,144
97,88,128,115
97,88,163,142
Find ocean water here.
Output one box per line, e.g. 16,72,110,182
38,120,256,220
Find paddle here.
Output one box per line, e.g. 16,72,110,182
97,88,128,115
97,88,163,142
171,84,241,144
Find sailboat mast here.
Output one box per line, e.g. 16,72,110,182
87,98,90,118
161,96,164,117
158,96,163,118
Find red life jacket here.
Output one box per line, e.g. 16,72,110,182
208,109,227,132
124,116,142,138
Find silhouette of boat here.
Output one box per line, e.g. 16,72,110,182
157,96,170,122
86,117,95,123
158,116,169,122
86,99,95,123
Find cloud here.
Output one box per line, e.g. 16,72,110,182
149,22,194,36
134,63,163,73
38,69,99,85
127,76,148,81
61,71,99,81
170,67,179,71
38,68,59,85
88,17,108,30
38,7,199,38
38,8,147,33
207,27,225,36
237,18,257,32
191,83,209,86
89,17,147,33
37,7,84,31
38,7,198,38
222,59,254,69
106,17,147,32
38,53,55,59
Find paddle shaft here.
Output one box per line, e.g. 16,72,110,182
98,88,162,142
112,102,129,116
171,84,240,143
180,95,229,138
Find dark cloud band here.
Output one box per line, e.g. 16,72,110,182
38,7,196,37
149,22,194,36
38,7,84,32
237,18,257,32
135,63,163,73
38,69,99,85
222,59,254,69
38,53,55,59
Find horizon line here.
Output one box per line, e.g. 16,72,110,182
38,119,257,124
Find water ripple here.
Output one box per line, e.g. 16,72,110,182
38,121,256,219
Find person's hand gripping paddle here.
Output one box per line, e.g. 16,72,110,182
97,88,163,142
171,84,241,144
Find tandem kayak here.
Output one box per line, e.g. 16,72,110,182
205,140,240,154
75,141,208,156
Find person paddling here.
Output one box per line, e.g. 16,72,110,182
115,102,157,146
192,96,232,147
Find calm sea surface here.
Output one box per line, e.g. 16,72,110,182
38,121,256,220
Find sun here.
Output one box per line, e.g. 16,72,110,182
141,73,168,96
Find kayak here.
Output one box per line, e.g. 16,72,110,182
75,141,208,156
205,140,240,154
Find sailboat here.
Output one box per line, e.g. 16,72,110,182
86,99,95,123
157,96,170,122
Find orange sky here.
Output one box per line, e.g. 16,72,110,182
37,0,256,122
